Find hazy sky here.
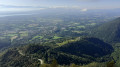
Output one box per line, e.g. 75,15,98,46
0,0,120,12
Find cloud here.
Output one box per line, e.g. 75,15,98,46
0,5,31,8
49,6,81,9
0,4,88,12
0,4,45,8
0,4,46,12
0,8,45,12
81,8,88,11
48,6,88,12
49,6,68,9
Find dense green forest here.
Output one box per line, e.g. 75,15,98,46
90,17,120,43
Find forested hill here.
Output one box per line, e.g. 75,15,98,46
0,37,113,67
55,37,113,57
90,17,120,43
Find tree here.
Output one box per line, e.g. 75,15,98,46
107,61,115,67
50,59,58,67
70,63,79,67
40,64,50,67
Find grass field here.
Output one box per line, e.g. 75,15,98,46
77,26,85,29
6,34,17,37
53,36,62,39
32,35,43,40
72,31,84,34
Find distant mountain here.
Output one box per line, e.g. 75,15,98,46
90,17,120,43
0,37,113,67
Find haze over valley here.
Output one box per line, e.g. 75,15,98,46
0,0,120,67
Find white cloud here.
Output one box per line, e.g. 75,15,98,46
49,6,68,9
0,4,46,12
81,8,88,11
0,8,45,12
48,6,88,12
49,6,81,9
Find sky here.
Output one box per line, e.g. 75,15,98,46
0,0,120,12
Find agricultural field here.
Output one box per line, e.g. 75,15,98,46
0,12,116,47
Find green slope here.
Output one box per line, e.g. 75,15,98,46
90,17,120,43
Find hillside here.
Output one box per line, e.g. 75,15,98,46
56,37,113,57
0,37,113,67
90,17,120,43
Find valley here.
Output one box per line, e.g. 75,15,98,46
0,10,120,67
0,12,116,47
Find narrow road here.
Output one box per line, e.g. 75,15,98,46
38,59,44,64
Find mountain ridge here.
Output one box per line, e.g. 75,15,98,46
90,17,120,43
